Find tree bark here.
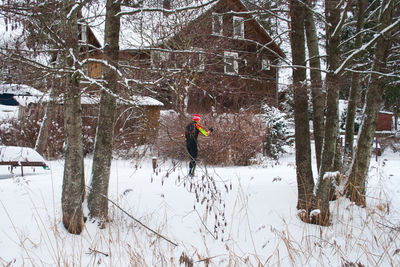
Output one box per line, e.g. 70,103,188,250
35,81,56,158
87,0,121,224
61,0,85,235
315,0,344,226
305,1,325,172
290,0,315,219
343,0,367,173
346,0,396,206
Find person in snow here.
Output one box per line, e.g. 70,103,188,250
184,114,213,176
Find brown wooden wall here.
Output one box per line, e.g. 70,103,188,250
19,102,161,150
376,112,393,131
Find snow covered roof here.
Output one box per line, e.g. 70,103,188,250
80,95,164,106
14,95,46,107
14,93,163,107
84,0,281,53
84,1,196,50
0,83,43,96
78,95,164,106
130,96,164,106
0,83,45,107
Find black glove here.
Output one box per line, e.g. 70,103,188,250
209,127,214,133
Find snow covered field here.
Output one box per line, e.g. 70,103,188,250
0,147,399,266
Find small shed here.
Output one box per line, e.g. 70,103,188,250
17,93,164,149
376,111,393,132
0,83,44,120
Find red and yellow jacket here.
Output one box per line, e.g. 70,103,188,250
185,121,211,143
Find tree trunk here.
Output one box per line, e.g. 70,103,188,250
35,82,56,157
346,0,396,206
343,0,367,173
315,0,343,226
61,0,85,235
305,1,325,172
290,0,315,220
87,0,121,224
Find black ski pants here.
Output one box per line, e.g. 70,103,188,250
186,141,198,175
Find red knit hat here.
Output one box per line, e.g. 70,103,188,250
193,114,201,121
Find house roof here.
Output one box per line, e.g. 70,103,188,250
85,0,284,57
14,93,163,107
0,83,43,96
84,2,186,50
0,83,162,107
81,95,164,107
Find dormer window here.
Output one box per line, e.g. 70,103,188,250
212,13,223,35
224,51,238,74
233,16,244,38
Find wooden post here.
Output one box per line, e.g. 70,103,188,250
152,157,157,173
375,137,378,162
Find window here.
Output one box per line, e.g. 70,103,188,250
233,16,244,38
212,13,223,35
261,58,270,70
224,51,238,74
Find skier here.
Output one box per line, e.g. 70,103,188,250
184,114,213,176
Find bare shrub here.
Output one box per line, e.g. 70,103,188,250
156,111,267,166
156,111,188,160
0,118,40,147
0,116,94,159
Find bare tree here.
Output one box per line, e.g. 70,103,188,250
35,80,57,157
0,0,87,234
61,0,86,234
87,0,121,224
313,0,351,226
343,0,367,172
290,0,315,219
305,0,325,172
346,0,398,206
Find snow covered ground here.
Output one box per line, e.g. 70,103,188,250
0,147,399,266
0,105,18,120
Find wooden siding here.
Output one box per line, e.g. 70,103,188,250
19,102,161,147
376,112,393,131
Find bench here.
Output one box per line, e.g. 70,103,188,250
0,161,48,176
0,146,49,176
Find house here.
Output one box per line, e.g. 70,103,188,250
85,0,285,113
